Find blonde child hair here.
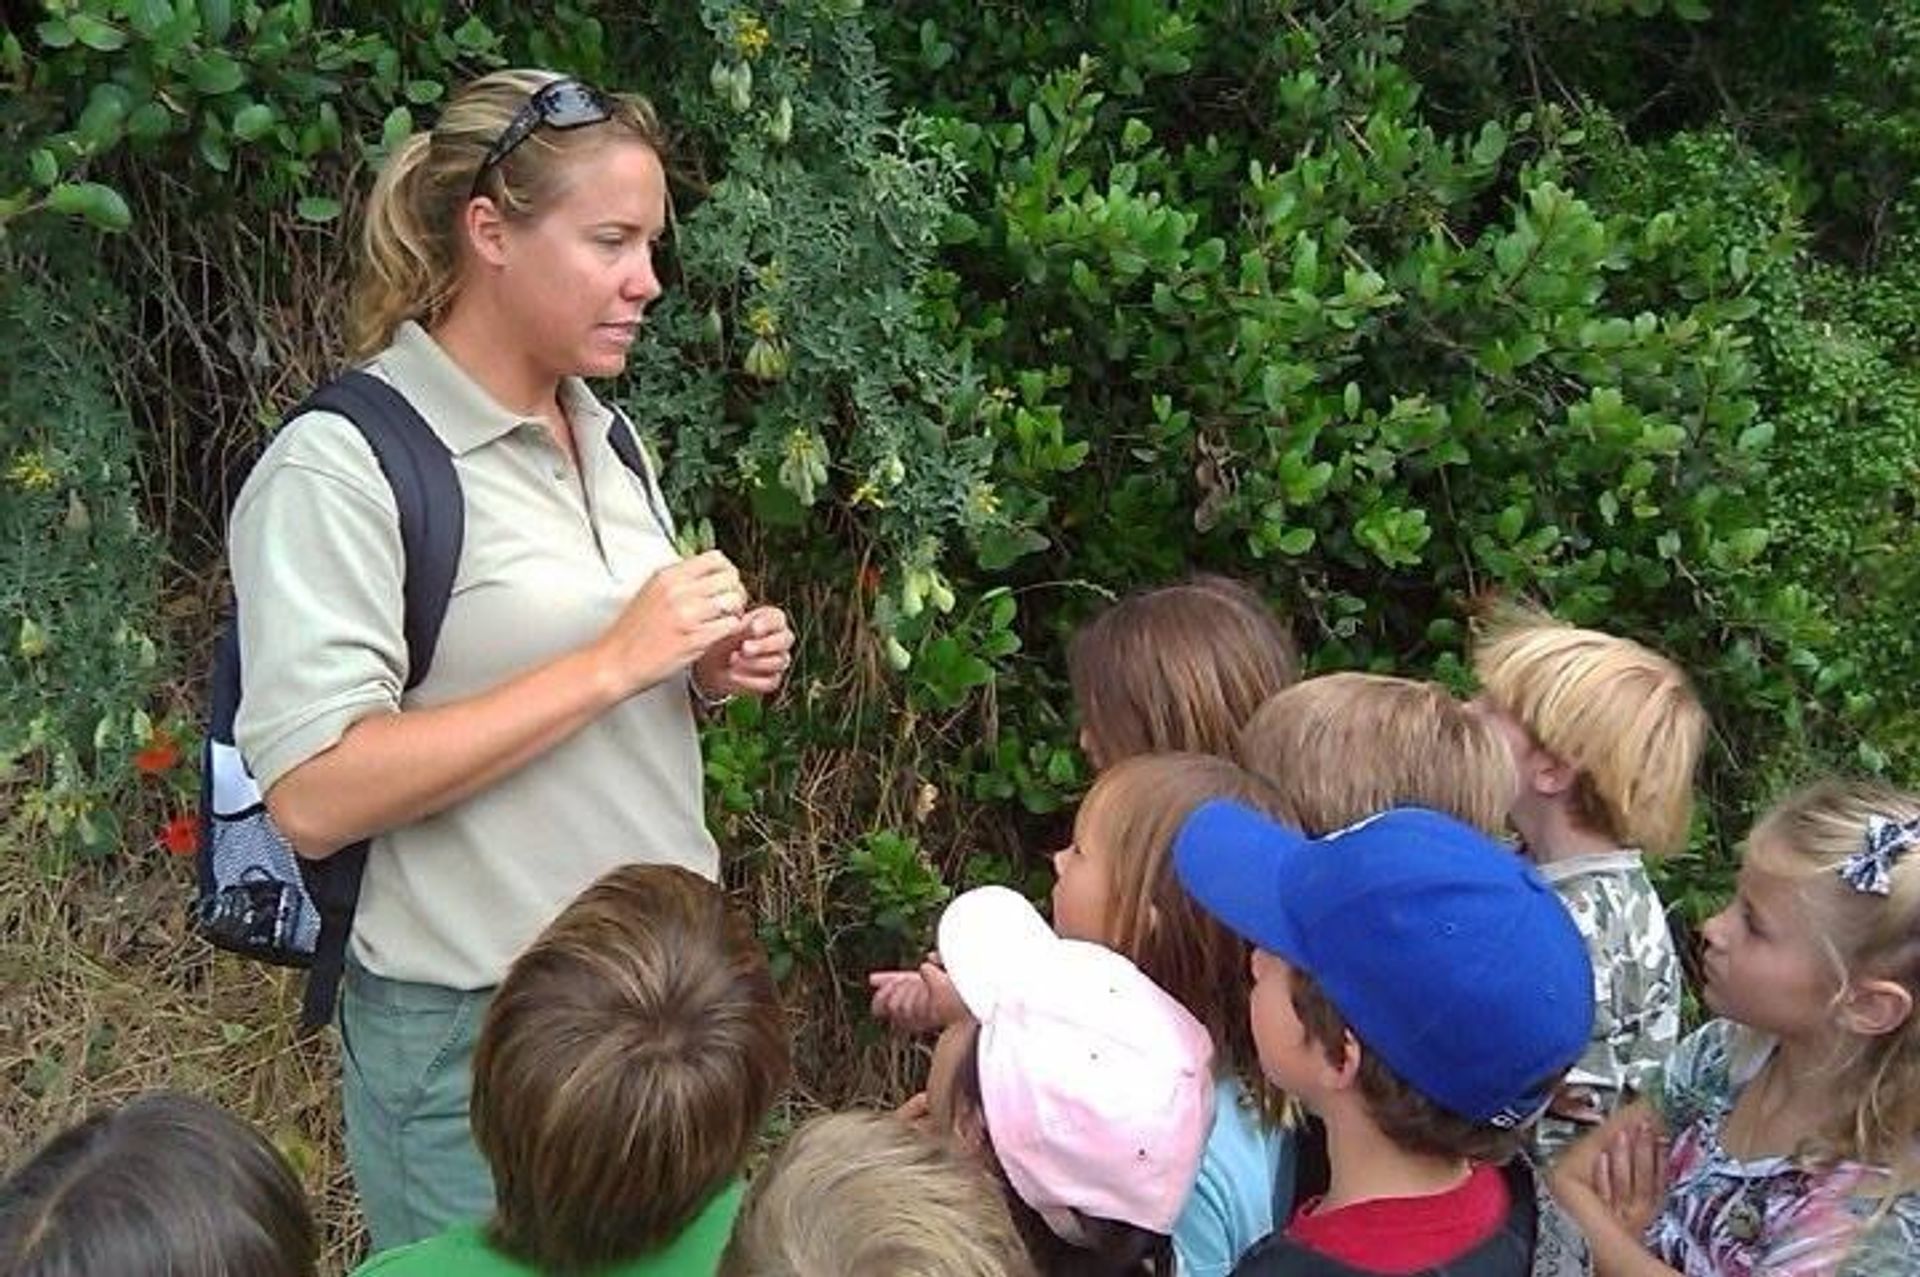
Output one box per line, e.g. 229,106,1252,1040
1750,779,1920,1190
719,1111,1036,1277
1472,604,1706,853
1236,673,1514,835
1072,752,1292,1118
1067,575,1299,768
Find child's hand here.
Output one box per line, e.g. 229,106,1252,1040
895,1090,931,1131
1592,1113,1669,1237
1548,1082,1605,1127
867,955,966,1034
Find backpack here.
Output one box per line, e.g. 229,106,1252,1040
193,370,665,1030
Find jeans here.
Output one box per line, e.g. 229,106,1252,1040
338,959,496,1255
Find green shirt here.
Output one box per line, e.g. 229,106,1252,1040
352,1180,743,1277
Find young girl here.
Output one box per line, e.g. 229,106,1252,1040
914,884,1219,1276
1551,780,1920,1276
1067,575,1299,769
0,1091,317,1277
875,753,1297,1277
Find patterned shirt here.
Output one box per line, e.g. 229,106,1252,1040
1645,1019,1920,1277
1532,851,1683,1161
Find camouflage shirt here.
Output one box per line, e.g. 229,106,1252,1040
1531,850,1683,1162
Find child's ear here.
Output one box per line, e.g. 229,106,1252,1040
1325,1029,1364,1092
1840,978,1915,1038
1531,748,1579,798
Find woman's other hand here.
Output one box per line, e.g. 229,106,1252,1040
693,604,795,699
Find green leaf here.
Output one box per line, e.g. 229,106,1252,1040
127,102,174,143
296,195,342,223
199,0,233,42
381,106,414,150
46,182,133,232
189,51,247,97
36,19,76,49
67,14,129,50
404,79,445,105
1276,526,1316,556
29,150,58,187
232,103,277,142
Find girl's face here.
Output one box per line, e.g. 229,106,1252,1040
490,140,667,381
1699,842,1841,1040
1051,805,1117,945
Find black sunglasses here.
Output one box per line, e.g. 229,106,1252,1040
469,78,614,200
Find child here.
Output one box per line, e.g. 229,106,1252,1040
0,1090,317,1277
719,1110,1038,1277
1551,781,1920,1276
1175,802,1596,1276
1472,607,1707,1156
916,884,1216,1275
1236,672,1516,835
874,754,1297,1276
1068,575,1299,769
353,863,788,1275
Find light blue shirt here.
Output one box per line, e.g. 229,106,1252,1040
1173,1078,1294,1277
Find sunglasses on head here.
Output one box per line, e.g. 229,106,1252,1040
469,78,614,200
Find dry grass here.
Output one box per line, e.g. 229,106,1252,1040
0,850,365,1272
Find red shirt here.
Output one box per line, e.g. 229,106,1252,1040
1284,1162,1511,1275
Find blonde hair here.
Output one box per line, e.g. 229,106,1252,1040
719,1111,1037,1277
473,863,788,1273
1236,673,1514,836
350,68,669,358
1068,575,1300,767
1748,780,1920,1191
1471,604,1706,853
1078,753,1292,1121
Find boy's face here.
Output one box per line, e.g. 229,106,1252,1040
1247,949,1326,1103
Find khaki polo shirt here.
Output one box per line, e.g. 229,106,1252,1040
229,321,716,989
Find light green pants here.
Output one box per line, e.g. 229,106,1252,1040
338,960,496,1256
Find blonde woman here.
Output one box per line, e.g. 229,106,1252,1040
228,69,793,1252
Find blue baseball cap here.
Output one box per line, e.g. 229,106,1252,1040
1174,803,1593,1129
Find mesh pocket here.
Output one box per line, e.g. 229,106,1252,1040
199,809,320,961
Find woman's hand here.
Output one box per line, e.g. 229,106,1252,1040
693,604,795,699
593,550,748,699
869,956,967,1035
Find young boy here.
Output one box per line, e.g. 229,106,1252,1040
1174,803,1595,1276
1236,673,1517,835
353,863,789,1276
1472,608,1706,1157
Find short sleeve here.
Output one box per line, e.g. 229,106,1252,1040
229,410,408,791
1833,1193,1920,1277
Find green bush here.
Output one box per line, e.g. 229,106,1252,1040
3,0,1918,1054
1,243,168,860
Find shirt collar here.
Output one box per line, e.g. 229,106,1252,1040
373,321,613,455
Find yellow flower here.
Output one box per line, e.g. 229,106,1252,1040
746,304,780,338
733,15,772,59
7,451,56,491
968,481,1001,518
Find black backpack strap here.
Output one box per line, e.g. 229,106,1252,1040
292,370,464,1030
606,406,673,538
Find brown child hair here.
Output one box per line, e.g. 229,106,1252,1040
1236,672,1515,836
1068,575,1300,769
471,862,789,1273
0,1091,317,1277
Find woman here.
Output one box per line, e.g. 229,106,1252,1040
227,69,793,1252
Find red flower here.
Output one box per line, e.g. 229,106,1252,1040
160,813,197,856
857,563,882,596
134,729,181,776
